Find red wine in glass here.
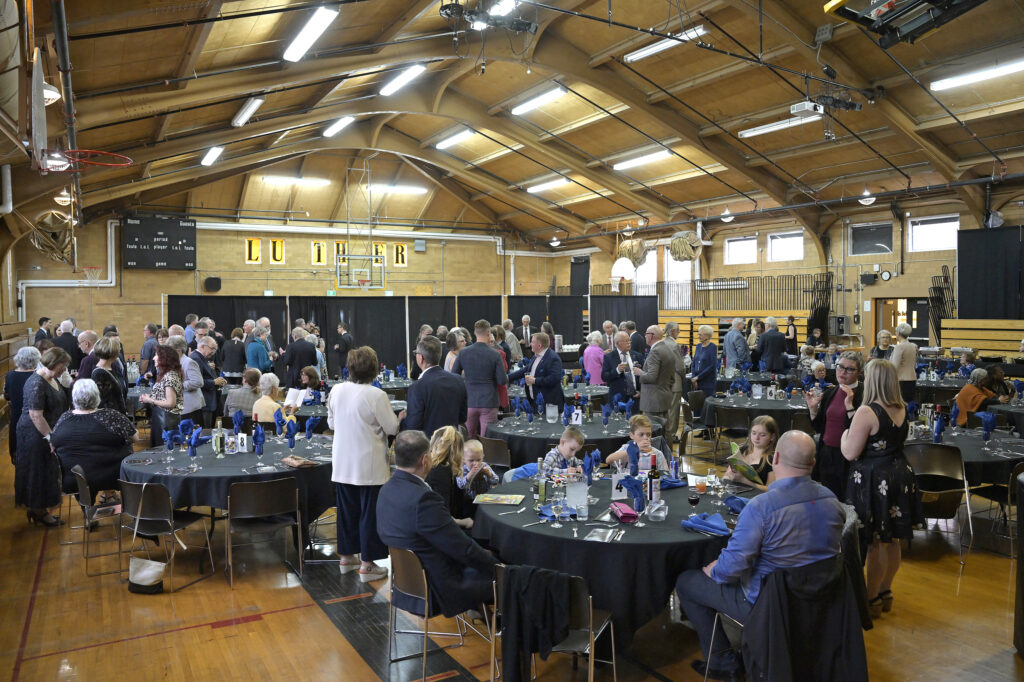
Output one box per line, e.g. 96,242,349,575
688,492,700,509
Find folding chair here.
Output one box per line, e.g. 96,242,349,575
712,407,750,465
70,465,122,576
903,443,974,564
225,478,303,587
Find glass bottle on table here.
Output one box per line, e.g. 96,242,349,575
648,454,661,502
532,457,544,510
212,417,225,458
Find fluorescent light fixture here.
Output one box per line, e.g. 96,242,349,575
526,178,569,193
471,20,489,30
720,207,734,223
42,82,61,106
858,188,876,206
737,114,821,138
262,176,331,187
283,6,338,62
510,86,565,115
368,183,428,195
231,97,265,127
930,57,1024,91
613,149,671,171
436,129,475,150
54,188,71,206
623,25,707,63
490,0,516,15
200,146,224,166
380,64,427,96
550,236,561,247
323,115,355,137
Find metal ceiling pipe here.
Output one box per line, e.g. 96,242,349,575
50,0,82,269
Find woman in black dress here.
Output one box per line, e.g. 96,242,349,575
784,315,799,356
4,346,41,464
90,336,127,413
841,359,922,618
14,347,71,526
51,378,138,503
220,328,247,385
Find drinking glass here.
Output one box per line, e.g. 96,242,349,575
550,491,564,529
687,491,700,517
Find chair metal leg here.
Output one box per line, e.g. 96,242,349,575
421,613,429,682
705,612,720,682
226,518,233,588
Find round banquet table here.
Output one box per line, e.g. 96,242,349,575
714,371,795,393
484,413,660,468
915,377,966,404
472,477,753,644
120,436,335,545
908,429,1024,485
127,386,143,413
507,384,608,405
702,394,809,432
988,403,1024,435
293,400,406,421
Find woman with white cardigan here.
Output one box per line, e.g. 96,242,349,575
328,345,405,582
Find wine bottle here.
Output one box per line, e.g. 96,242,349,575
212,417,225,455
532,457,543,509
648,454,661,502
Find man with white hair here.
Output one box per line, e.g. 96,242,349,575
242,319,256,349
517,315,536,358
502,320,523,362
191,336,227,427
637,325,675,419
756,316,788,373
280,326,317,389
54,320,84,371
257,316,276,358
602,320,617,350
723,317,750,369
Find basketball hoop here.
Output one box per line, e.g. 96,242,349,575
45,149,133,173
609,276,620,293
357,279,371,292
81,266,103,284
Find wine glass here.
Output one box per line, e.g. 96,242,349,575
687,490,700,518
550,491,564,529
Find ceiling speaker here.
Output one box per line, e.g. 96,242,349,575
204,276,222,292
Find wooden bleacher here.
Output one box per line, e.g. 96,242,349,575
940,319,1024,359
658,309,810,348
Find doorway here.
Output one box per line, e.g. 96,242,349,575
875,298,931,345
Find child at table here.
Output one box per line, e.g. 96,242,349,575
458,439,500,500
605,414,670,472
723,415,778,492
541,426,585,476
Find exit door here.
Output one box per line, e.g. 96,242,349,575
876,298,931,344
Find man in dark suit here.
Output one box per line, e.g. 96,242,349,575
602,331,642,402
516,315,536,359
756,316,789,372
452,320,508,439
53,320,84,372
508,332,565,410
333,321,354,377
403,336,467,438
35,317,51,342
190,337,226,428
280,327,318,389
627,321,648,357
377,430,497,618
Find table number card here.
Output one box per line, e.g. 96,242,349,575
237,433,250,452
611,471,627,500
571,408,583,425
766,385,777,400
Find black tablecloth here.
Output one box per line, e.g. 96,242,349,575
127,387,143,413
473,478,751,644
120,437,335,545
484,414,660,467
507,384,608,403
916,377,966,404
713,372,794,393
702,395,809,432
908,431,1024,485
294,401,405,420
989,404,1024,435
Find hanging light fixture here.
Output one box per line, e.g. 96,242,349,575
720,207,735,223
858,187,876,206
42,82,61,106
53,188,72,206
550,235,561,247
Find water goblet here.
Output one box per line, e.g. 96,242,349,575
687,490,700,518
550,492,564,529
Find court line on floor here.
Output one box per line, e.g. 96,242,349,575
10,527,49,682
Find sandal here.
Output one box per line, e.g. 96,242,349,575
338,555,361,574
98,492,121,507
879,590,894,613
868,595,883,619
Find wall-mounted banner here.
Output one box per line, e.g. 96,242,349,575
270,238,285,264
312,240,327,266
372,242,386,267
393,243,408,268
335,240,348,266
245,238,261,264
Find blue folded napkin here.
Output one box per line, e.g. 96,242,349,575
784,383,795,399
372,379,382,390
906,401,919,421
758,358,767,372
740,361,753,372
620,474,645,513
959,364,975,378
286,419,298,448
535,392,545,413
396,363,406,379
305,416,321,439
511,462,537,480
342,367,349,380
949,402,959,425
626,441,640,476
979,412,997,441
273,409,286,435
724,495,749,514
581,370,590,384
802,375,815,391
526,410,534,423
616,397,634,414
232,409,245,435
945,360,957,375
582,448,601,485
303,390,321,406
933,415,946,443
178,419,194,437
187,424,210,458
1014,380,1024,396
579,395,589,409
162,429,184,451
659,477,686,490
680,512,730,536
253,423,265,455
539,503,576,520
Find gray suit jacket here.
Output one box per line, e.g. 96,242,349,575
669,340,686,392
638,340,677,413
179,354,206,413
451,342,508,409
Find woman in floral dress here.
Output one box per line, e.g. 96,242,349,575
841,359,922,618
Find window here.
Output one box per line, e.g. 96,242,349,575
723,236,757,265
767,231,804,262
908,214,959,252
633,249,658,295
664,246,696,309
849,222,892,256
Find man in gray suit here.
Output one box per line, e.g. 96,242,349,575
638,325,677,420
664,322,687,445
452,319,508,440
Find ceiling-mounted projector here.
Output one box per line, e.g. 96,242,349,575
790,101,825,117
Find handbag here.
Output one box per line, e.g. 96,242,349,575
608,501,638,523
127,483,166,594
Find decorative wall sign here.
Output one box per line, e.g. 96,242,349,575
393,243,408,267
335,240,348,265
312,240,327,266
372,241,386,266
245,238,261,264
270,238,285,264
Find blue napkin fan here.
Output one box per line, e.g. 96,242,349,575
162,429,186,451
303,390,321,406
372,379,382,390
979,412,997,441
616,397,634,415
740,361,753,373
724,495,749,514
959,363,975,378
784,383,795,399
681,512,731,536
253,423,265,455
535,392,545,413
396,363,407,379
305,416,321,439
933,413,947,443
1015,380,1024,397
802,375,815,391
562,404,573,426
273,409,286,435
601,403,611,426
758,358,767,372
948,402,959,426
582,448,601,485
619,475,645,513
581,370,590,384
342,367,349,380
906,401,919,421
729,377,751,395
178,419,195,437
626,442,640,476
285,419,298,448
187,424,210,458
232,409,245,435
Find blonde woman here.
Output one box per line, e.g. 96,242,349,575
841,359,922,618
690,324,718,397
723,415,778,492
424,426,473,529
889,322,917,403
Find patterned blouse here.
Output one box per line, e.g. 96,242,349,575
151,370,184,415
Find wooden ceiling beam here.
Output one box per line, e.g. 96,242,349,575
372,0,437,49
400,157,498,224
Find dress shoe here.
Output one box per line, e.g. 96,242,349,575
691,659,744,682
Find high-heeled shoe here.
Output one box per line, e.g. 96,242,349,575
26,510,63,527
868,595,884,619
879,590,894,613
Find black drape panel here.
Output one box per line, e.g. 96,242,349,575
290,296,408,375
547,296,586,343
958,226,1024,319
507,296,548,326
589,296,659,333
167,296,287,339
457,296,502,328
408,296,456,344
570,256,590,295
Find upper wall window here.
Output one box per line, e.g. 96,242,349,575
724,236,757,265
849,222,893,256
908,214,959,252
767,231,804,262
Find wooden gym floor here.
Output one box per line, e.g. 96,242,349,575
1,433,1023,681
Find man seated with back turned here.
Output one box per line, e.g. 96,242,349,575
377,430,498,618
676,430,845,681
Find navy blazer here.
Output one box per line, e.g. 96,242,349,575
601,348,643,400
402,366,468,438
281,339,318,389
377,469,497,617
630,330,649,357
451,342,507,409
508,349,565,408
189,350,218,411
757,328,789,372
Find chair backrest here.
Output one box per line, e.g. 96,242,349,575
228,477,298,519
566,575,594,630
791,412,815,436
677,426,691,454
1010,461,1024,503
903,443,965,484
71,465,93,509
480,436,511,468
118,479,173,522
715,406,751,430
390,546,429,601
494,563,507,615
687,390,705,413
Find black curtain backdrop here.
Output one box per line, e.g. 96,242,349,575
291,295,407,375
167,296,287,340
457,296,502,328
408,296,456,345
547,296,586,343
589,296,659,333
507,296,548,327
958,226,1024,319
570,256,590,296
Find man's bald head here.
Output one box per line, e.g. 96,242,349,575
773,431,816,476
646,325,664,340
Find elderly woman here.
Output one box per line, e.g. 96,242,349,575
91,336,127,413
889,322,918,403
252,372,281,423
690,324,718,398
870,330,893,360
15,347,71,526
221,328,247,385
955,368,1008,426
809,360,828,383
51,379,138,504
224,368,261,418
139,345,184,446
329,346,405,582
806,350,864,497
4,346,41,464
443,329,466,373
246,326,273,373
582,331,605,385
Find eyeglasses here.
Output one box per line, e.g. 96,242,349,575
836,365,858,373
644,332,654,337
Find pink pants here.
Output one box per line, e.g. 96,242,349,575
466,407,499,440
